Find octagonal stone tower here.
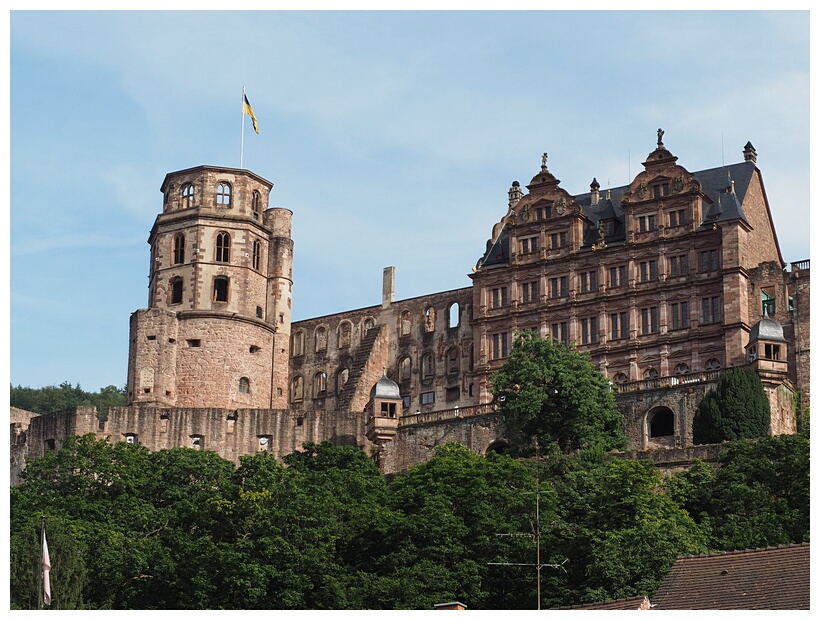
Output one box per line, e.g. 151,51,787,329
126,165,293,409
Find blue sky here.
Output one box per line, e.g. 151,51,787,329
6,8,812,392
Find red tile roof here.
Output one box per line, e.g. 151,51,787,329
651,543,810,609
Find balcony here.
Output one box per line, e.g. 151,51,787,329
399,402,498,428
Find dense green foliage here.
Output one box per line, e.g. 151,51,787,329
692,367,770,444
10,382,126,417
12,430,806,610
666,429,810,550
491,330,628,456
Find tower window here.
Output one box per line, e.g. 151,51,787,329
256,306,263,319
213,276,229,302
251,190,261,220
216,232,231,262
238,377,250,393
170,277,183,304
252,240,262,271
173,233,185,264
217,182,232,206
181,183,194,206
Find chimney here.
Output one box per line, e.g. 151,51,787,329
382,266,395,309
590,177,600,205
434,602,468,611
743,141,757,164
508,181,523,209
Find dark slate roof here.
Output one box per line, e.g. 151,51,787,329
369,373,401,401
651,543,810,610
749,315,787,343
555,595,650,610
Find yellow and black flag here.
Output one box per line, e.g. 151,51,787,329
243,94,259,134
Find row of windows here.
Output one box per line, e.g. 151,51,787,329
399,303,461,336
490,299,719,357
290,369,349,402
398,347,465,381
611,358,722,384
169,182,263,220
635,207,687,232
488,251,719,304
164,275,263,314
291,319,375,356
167,232,263,270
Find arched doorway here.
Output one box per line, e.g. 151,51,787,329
485,439,510,455
647,406,675,447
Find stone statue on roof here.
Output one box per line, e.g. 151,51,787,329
657,128,664,146
542,152,548,167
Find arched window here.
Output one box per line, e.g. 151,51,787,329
314,371,327,397
252,240,261,271
291,331,305,356
422,352,435,380
448,302,460,328
291,376,304,402
613,372,628,384
424,306,436,332
170,277,183,305
337,368,349,393
315,327,327,352
217,182,232,206
238,377,250,393
399,356,412,381
447,347,459,374
363,317,375,336
643,367,658,379
339,321,352,348
173,233,185,264
251,190,261,220
213,276,229,302
216,232,231,262
705,358,721,371
400,311,412,337
181,183,194,206
674,363,690,375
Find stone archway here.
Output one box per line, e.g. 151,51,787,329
484,439,510,455
646,406,675,448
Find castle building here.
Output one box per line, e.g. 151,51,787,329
10,132,809,482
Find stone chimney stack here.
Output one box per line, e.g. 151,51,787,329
743,141,757,164
590,177,601,205
382,266,395,309
508,181,523,209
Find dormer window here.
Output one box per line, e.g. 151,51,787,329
653,183,669,198
217,182,232,206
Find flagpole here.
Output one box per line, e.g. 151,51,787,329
240,85,246,169
38,516,45,610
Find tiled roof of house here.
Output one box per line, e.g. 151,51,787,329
651,543,810,610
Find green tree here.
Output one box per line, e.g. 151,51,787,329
491,330,627,456
667,431,810,550
542,455,708,606
10,382,126,417
692,367,770,444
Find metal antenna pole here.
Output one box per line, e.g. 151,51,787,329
240,85,246,169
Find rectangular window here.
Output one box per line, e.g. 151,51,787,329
671,301,689,330
520,237,538,255
669,255,688,278
641,307,659,335
421,391,435,405
535,207,544,221
581,317,598,344
492,332,509,360
653,183,669,199
669,210,686,227
609,312,628,340
702,296,721,324
521,281,538,304
579,270,598,293
700,249,719,273
640,260,657,283
638,214,657,232
551,322,568,346
609,265,627,288
551,276,568,298
492,287,508,309
559,231,567,247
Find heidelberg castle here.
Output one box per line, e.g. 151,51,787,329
11,131,810,480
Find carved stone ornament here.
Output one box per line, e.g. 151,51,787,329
636,183,647,200
673,175,684,192
521,206,530,221
556,197,567,215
